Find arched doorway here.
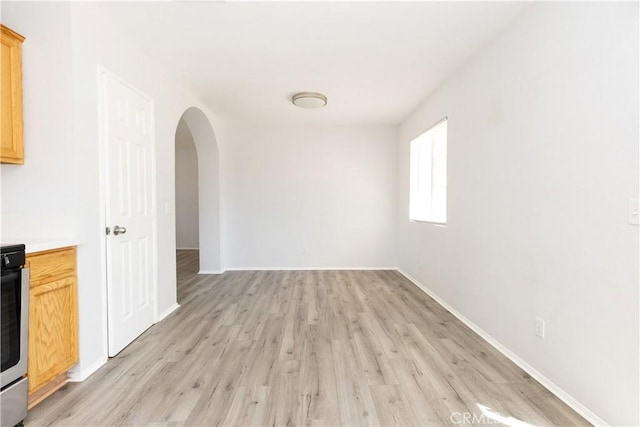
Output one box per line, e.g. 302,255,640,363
175,118,199,251
174,107,221,280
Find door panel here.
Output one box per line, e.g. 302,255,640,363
102,71,155,356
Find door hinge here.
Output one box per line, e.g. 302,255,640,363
106,226,111,235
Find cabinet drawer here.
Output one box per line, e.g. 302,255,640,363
27,247,76,286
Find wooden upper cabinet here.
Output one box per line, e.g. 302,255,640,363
1,24,25,164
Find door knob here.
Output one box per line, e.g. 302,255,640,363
113,225,127,236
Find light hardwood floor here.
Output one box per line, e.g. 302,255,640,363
25,250,589,426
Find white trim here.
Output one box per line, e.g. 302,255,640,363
224,267,397,271
150,94,159,330
396,269,609,427
97,65,110,368
67,357,107,383
177,247,199,251
156,303,180,323
198,270,225,275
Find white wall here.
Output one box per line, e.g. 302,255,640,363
69,2,222,377
0,2,77,239
175,119,199,249
1,1,221,379
218,122,397,269
397,3,639,426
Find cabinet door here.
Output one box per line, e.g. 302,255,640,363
28,277,79,393
1,25,25,164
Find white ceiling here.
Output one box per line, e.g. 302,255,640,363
98,2,530,125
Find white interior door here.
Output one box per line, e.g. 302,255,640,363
101,70,156,357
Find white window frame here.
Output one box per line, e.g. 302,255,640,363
409,117,447,225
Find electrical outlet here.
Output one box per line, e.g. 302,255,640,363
628,198,640,225
535,318,545,339
301,247,307,255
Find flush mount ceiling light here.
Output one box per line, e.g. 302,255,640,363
292,92,327,109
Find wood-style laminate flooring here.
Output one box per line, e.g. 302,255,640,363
25,250,589,426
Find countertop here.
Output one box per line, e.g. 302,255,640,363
12,238,82,254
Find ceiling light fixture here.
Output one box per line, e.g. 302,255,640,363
292,92,327,109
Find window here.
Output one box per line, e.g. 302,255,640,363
409,118,447,224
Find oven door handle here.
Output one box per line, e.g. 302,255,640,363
19,268,29,375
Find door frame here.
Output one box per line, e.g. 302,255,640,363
97,66,159,357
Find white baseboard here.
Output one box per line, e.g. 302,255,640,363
397,269,608,427
176,247,199,251
156,303,180,322
67,357,107,382
198,267,397,275
225,266,397,271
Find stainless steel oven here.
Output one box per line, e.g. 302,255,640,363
1,244,29,427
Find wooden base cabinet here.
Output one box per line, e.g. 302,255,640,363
26,246,78,408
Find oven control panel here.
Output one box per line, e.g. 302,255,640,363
0,245,26,270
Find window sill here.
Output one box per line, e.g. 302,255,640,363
409,219,447,227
